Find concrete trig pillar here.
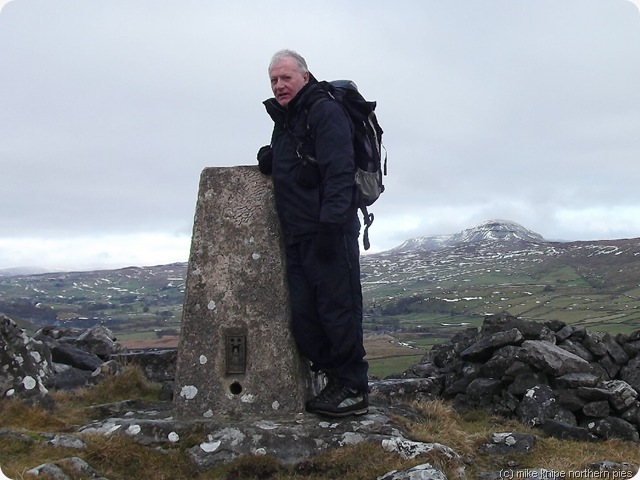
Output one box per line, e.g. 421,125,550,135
174,166,313,418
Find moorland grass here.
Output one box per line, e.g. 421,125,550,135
2,368,640,479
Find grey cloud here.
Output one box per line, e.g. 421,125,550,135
1,0,639,268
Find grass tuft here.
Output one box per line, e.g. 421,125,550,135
0,399,68,432
222,454,281,480
81,433,204,480
74,364,161,405
291,443,406,480
404,400,640,477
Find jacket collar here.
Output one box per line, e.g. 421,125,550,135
264,73,320,120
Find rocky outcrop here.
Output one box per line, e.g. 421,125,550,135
3,312,640,479
73,402,462,470
402,311,640,443
0,315,53,408
1,314,168,405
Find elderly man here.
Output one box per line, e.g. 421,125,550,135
258,49,369,417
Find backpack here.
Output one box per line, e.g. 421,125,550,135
312,80,387,251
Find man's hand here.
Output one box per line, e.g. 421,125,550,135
257,145,273,174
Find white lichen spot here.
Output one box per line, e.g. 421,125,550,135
107,424,122,434
126,424,141,435
217,427,245,446
381,437,457,461
81,422,121,436
492,433,516,446
15,355,24,366
256,421,280,430
50,434,86,450
6,389,15,397
207,300,216,310
203,410,214,418
22,376,36,390
199,355,208,365
38,381,49,395
200,441,221,453
241,393,255,403
271,400,280,410
168,432,180,443
339,432,365,446
253,448,267,456
180,385,198,400
30,351,42,363
252,253,261,260
319,421,339,429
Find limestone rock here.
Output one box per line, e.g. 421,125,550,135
377,463,448,480
51,342,103,371
0,314,53,407
370,377,442,403
586,416,640,442
479,432,537,455
517,340,593,376
541,419,596,442
620,356,640,392
110,349,176,383
460,328,524,362
517,385,575,427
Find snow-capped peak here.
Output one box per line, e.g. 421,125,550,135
390,220,545,253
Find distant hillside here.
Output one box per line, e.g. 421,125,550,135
0,266,60,277
0,263,187,341
361,220,640,340
2,220,640,345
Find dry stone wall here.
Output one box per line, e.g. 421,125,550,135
402,311,640,442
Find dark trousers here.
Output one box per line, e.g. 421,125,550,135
285,232,368,392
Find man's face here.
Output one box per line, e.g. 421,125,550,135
269,56,309,107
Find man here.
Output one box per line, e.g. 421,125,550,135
258,49,369,417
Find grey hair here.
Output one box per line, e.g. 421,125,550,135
269,49,309,73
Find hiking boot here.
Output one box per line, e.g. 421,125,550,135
305,376,340,412
306,381,369,417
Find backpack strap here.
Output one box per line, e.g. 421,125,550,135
361,206,374,251
288,83,329,157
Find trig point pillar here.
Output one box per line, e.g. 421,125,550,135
174,166,312,418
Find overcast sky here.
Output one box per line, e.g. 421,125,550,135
1,0,640,271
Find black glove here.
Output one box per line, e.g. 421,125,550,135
257,145,273,174
315,223,342,263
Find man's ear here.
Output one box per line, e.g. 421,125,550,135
304,71,310,84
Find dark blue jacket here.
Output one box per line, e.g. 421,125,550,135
263,77,360,245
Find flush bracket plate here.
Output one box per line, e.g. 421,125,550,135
225,330,247,374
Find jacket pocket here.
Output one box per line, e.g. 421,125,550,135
294,156,320,189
